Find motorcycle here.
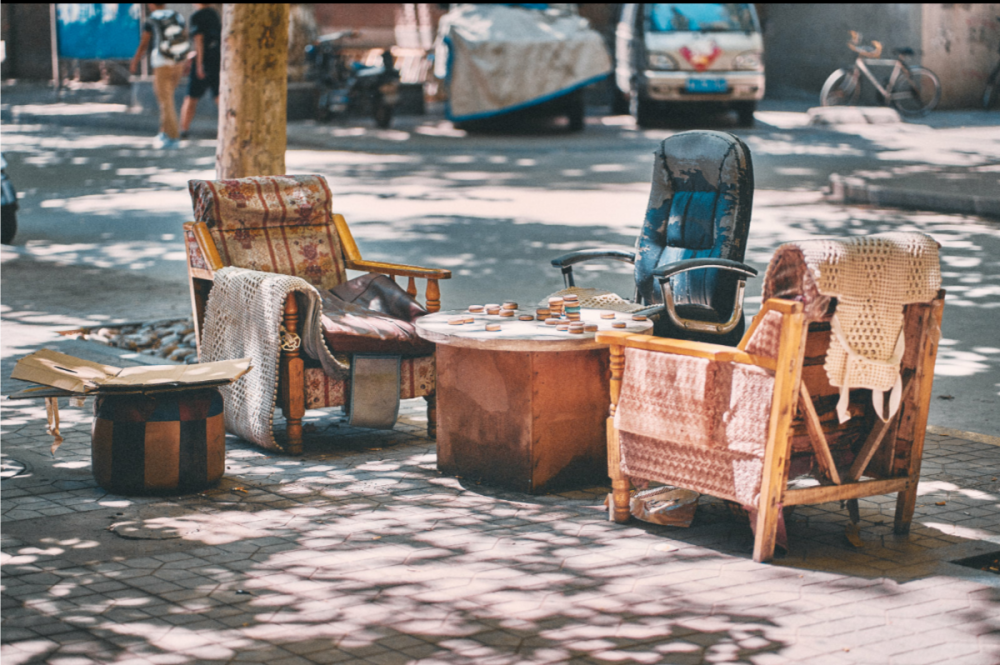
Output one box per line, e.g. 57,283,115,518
306,31,401,129
1,154,17,245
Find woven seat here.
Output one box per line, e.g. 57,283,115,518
184,175,451,454
598,232,945,562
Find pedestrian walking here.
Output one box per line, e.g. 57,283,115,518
130,3,191,149
179,4,222,140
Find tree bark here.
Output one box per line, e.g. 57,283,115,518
216,4,289,179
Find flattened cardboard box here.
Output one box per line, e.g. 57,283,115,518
11,349,251,395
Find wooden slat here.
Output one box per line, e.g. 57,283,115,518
738,298,803,351
331,213,362,262
803,329,831,361
799,384,841,484
191,222,224,270
784,477,910,506
753,303,805,563
594,330,633,346
894,293,945,534
612,334,777,370
800,364,842,398
846,377,914,482
346,258,451,280
788,423,868,455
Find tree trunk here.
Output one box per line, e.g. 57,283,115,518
216,4,289,179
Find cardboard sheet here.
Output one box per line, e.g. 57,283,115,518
11,349,251,394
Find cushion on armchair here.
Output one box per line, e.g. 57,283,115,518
320,273,435,357
188,175,348,290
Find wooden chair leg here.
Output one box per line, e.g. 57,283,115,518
606,341,630,523
280,294,305,455
894,294,945,535
608,419,631,523
424,393,437,439
753,306,806,563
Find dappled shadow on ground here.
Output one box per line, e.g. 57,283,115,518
3,400,1000,664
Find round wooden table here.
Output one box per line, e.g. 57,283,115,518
416,308,652,494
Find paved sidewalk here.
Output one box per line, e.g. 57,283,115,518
2,379,999,665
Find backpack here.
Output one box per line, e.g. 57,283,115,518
151,11,191,63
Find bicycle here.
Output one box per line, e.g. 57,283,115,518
983,17,1000,111
820,31,941,117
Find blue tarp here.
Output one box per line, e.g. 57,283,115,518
56,4,142,60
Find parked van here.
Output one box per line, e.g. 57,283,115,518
615,3,765,126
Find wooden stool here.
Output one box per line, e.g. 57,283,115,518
91,388,225,495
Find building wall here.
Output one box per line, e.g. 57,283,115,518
762,4,923,99
1,3,12,79
5,3,53,80
921,3,1000,109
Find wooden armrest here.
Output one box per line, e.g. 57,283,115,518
187,221,224,272
346,258,451,280
596,331,776,370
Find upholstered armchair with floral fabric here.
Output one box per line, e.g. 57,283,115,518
183,175,450,454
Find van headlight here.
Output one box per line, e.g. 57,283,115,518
647,52,678,70
734,51,763,71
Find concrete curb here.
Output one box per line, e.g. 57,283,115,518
828,173,1000,219
927,425,1000,447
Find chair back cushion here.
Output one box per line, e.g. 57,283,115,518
189,175,348,289
634,131,754,318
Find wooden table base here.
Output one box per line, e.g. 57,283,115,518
435,345,611,494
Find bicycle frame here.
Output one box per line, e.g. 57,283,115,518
848,55,915,103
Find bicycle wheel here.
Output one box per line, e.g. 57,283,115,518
820,68,860,106
984,64,1000,110
889,66,941,117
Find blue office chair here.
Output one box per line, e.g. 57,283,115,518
549,130,757,346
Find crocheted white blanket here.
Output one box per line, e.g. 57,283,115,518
791,233,940,422
201,267,343,451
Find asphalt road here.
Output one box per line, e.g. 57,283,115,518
2,102,998,435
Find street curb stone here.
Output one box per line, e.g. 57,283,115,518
828,173,1000,219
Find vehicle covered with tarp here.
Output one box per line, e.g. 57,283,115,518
434,4,612,129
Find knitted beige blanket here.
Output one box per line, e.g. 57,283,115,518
201,267,343,451
763,232,940,422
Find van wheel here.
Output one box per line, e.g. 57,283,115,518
737,102,756,127
1,205,17,245
567,91,585,132
611,87,630,115
631,93,656,127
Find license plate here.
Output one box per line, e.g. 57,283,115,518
687,78,728,94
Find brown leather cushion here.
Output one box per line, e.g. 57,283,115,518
320,273,435,357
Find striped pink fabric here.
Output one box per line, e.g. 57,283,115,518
188,175,348,289
615,347,775,506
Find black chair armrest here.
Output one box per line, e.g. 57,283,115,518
653,258,758,281
551,249,637,289
551,248,637,268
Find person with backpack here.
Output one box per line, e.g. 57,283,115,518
130,4,191,149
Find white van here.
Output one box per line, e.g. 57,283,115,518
615,3,765,126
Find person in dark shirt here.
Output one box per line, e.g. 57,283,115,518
179,4,222,139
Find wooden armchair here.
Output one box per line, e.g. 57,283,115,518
183,175,451,454
598,234,944,562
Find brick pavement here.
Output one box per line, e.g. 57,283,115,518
2,397,999,665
